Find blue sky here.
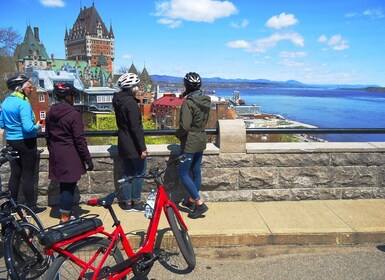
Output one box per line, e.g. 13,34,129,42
2,0,385,86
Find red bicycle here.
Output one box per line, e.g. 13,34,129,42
40,155,196,279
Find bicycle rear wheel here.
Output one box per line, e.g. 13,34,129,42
4,222,50,280
166,206,196,269
44,237,126,280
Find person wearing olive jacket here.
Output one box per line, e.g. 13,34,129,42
46,83,93,223
176,72,211,219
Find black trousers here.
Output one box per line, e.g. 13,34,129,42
7,138,37,206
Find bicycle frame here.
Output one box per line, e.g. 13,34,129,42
44,179,189,279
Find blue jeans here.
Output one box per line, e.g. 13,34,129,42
120,157,147,201
60,182,76,214
178,151,203,201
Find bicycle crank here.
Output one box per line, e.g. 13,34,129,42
132,253,157,278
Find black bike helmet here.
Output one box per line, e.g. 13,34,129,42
6,74,31,91
183,72,201,91
53,83,80,98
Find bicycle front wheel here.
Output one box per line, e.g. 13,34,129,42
4,222,50,280
166,206,196,269
16,204,45,231
44,237,126,280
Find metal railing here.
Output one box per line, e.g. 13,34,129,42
36,128,385,138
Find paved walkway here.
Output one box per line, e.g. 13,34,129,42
1,199,385,278
37,199,385,247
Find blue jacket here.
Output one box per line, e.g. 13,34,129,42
0,93,39,140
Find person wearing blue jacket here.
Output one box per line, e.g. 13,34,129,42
0,74,46,214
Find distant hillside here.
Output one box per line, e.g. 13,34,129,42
151,74,380,89
151,74,307,88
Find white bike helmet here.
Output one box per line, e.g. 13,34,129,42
117,73,140,89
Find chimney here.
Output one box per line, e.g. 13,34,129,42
34,27,40,42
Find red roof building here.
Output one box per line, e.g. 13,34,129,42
151,94,184,129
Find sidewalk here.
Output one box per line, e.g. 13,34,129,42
38,199,385,247
2,199,385,279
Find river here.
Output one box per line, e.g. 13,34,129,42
206,87,385,142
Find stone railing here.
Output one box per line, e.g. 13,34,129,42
1,120,385,206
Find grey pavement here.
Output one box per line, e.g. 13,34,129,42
2,199,385,279
36,199,385,247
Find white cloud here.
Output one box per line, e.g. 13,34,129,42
157,18,182,28
40,0,65,7
230,19,249,28
318,35,327,43
279,59,304,67
318,34,349,51
280,51,308,58
266,13,298,29
226,40,251,49
154,0,238,27
122,54,132,59
363,8,384,19
227,32,304,53
344,12,357,18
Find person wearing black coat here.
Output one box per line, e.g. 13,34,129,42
45,83,93,223
112,73,148,212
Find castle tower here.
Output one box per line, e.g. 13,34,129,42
65,3,115,74
14,25,51,72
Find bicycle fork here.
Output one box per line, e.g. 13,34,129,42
13,222,46,263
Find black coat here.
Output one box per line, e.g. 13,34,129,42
112,90,146,159
46,102,92,182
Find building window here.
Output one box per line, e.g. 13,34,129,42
39,94,45,102
40,111,46,120
97,95,113,103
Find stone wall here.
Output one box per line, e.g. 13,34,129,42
1,120,385,206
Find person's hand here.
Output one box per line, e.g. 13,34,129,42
86,160,94,171
140,151,149,159
37,120,44,128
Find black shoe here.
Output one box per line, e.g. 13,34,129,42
119,202,127,210
188,203,208,219
131,201,145,212
182,199,195,211
30,206,47,214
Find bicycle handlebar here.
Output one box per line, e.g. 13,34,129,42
0,190,12,199
0,145,19,166
117,155,189,184
87,155,190,207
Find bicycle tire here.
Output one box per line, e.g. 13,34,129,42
16,204,45,231
166,206,196,269
4,222,50,280
44,237,126,280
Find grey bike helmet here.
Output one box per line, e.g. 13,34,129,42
117,73,140,89
6,74,31,91
183,72,201,91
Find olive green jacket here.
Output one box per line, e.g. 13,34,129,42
175,90,211,153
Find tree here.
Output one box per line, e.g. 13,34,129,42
0,27,21,101
117,66,129,74
0,26,21,56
